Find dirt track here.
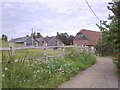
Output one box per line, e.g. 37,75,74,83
59,57,118,88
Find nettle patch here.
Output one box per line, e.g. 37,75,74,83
2,51,96,88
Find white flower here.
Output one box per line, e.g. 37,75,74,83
47,65,49,68
27,64,30,66
59,68,62,71
36,70,40,73
61,70,64,73
49,70,51,74
2,74,5,77
5,67,8,70
34,75,36,77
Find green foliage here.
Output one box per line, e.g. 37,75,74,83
57,32,74,45
106,2,120,77
1,34,8,41
95,2,120,54
96,1,120,77
36,32,43,38
31,32,43,38
94,31,115,56
2,51,96,88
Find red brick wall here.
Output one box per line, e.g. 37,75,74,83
73,40,88,46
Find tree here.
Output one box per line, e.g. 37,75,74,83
36,32,43,38
95,2,120,56
107,2,120,53
107,2,120,76
95,1,120,76
1,34,8,41
56,32,74,45
33,32,36,38
26,35,29,37
31,32,43,38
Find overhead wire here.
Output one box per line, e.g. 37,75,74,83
85,0,100,21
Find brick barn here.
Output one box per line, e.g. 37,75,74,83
73,29,101,51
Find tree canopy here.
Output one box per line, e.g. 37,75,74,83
1,34,8,41
31,32,43,38
95,1,120,56
95,1,120,76
56,32,74,45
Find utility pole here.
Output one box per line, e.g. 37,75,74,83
32,28,34,46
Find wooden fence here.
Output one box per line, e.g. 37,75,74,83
1,43,95,61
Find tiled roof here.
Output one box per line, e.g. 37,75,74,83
77,29,101,45
36,38,45,42
43,36,54,42
9,36,31,42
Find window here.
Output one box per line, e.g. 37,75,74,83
77,33,84,38
42,41,44,43
55,41,57,46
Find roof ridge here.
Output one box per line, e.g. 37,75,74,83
11,36,31,40
81,29,100,33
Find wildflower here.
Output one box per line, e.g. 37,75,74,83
34,74,36,77
47,65,50,68
27,64,30,66
61,70,64,73
49,70,51,74
5,67,8,70
59,68,62,71
2,74,5,77
36,70,40,73
41,69,43,73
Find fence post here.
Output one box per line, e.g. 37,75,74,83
9,42,14,57
75,44,80,53
82,45,86,52
44,43,48,61
62,44,65,59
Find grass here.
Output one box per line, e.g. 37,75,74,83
2,48,63,62
2,49,96,88
0,40,8,48
0,39,24,48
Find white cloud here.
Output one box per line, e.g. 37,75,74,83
1,0,112,2
1,1,113,39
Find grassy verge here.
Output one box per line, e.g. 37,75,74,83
2,48,62,61
2,50,96,88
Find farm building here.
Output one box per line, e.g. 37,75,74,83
36,36,63,46
73,29,101,50
44,36,63,46
9,36,39,46
9,36,63,46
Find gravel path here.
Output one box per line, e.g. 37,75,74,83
59,56,118,88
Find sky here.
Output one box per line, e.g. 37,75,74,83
1,0,113,40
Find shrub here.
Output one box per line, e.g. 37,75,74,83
113,52,120,77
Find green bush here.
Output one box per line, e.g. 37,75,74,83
113,52,120,77
2,51,96,88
